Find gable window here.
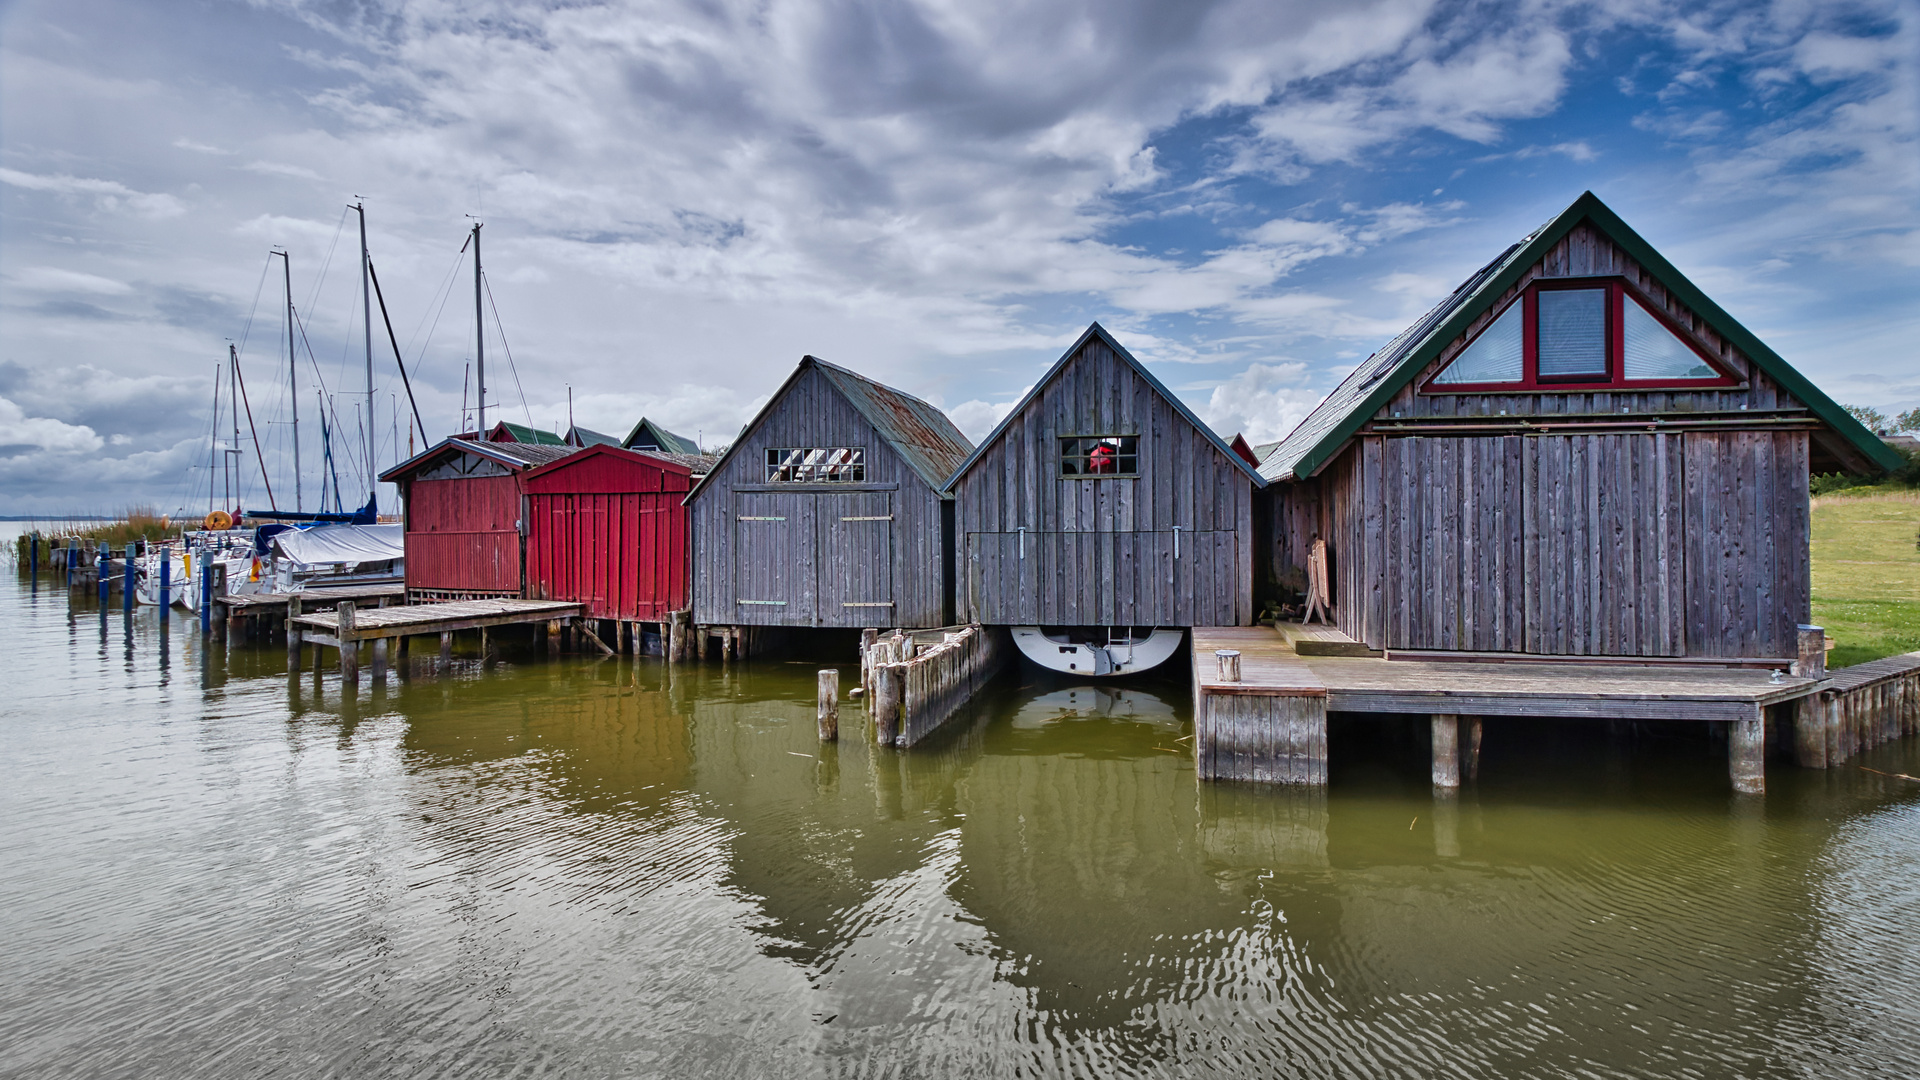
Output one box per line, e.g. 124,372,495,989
1061,436,1138,477
1424,277,1735,392
766,447,864,482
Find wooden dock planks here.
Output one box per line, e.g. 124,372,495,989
290,598,585,641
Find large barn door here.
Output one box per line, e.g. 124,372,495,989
734,491,815,622
818,491,894,620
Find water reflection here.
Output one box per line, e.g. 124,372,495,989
3,566,1919,1078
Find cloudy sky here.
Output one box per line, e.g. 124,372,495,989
1,0,1913,517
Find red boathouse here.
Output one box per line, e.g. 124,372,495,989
521,444,709,622
382,438,579,601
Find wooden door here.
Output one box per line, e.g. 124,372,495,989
733,491,814,623
818,492,894,622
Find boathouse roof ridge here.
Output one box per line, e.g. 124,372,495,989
1258,190,1903,482
621,417,702,456
380,437,578,482
941,321,1267,491
565,424,622,448
486,420,567,445
685,354,974,502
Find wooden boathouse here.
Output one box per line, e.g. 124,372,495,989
522,443,708,626
623,418,701,455
381,438,578,601
943,322,1265,628
1197,191,1903,794
686,355,973,630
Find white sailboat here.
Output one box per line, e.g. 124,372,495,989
1010,626,1185,677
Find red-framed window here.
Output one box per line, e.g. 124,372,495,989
1422,276,1739,393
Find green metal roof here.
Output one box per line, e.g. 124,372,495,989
488,420,567,445
621,417,702,456
1259,191,1903,482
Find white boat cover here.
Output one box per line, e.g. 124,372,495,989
271,523,405,567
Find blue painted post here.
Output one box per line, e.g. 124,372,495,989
28,532,37,576
123,544,136,613
99,548,111,604
159,547,171,610
65,544,73,587
200,555,212,635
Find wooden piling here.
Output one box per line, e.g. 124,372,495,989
1730,714,1765,794
873,663,902,747
372,636,389,681
440,630,454,665
1464,717,1483,781
1431,714,1460,789
122,544,135,613
338,600,359,684
861,629,878,697
818,669,840,742
1792,624,1830,768
286,594,303,668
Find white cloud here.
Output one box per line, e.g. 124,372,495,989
0,167,185,218
0,396,104,454
948,393,1027,441
1198,362,1324,445
10,267,133,295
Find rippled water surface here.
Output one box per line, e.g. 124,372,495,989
4,555,1919,1078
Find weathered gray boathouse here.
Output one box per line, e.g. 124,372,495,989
944,322,1265,628
1198,191,1905,794
686,355,973,629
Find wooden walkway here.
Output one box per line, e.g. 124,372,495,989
219,584,405,614
289,598,587,682
1192,625,1827,794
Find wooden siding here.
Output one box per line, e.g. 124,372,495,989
690,366,947,628
404,474,522,594
1311,430,1808,659
953,337,1255,627
524,448,692,621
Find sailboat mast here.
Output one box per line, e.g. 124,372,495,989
357,202,375,500
472,221,485,436
209,363,221,515
274,249,300,513
230,344,242,513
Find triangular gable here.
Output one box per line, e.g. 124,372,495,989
684,356,973,503
487,420,566,445
380,436,562,483
1260,192,1901,481
521,442,693,485
942,322,1266,490
622,417,702,455
565,425,622,448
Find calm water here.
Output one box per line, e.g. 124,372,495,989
4,546,1919,1078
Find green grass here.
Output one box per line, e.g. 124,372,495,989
1810,489,1920,668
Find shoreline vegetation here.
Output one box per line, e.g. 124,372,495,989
10,488,1918,668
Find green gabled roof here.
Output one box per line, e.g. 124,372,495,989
566,425,621,448
487,420,567,445
1260,191,1903,482
621,417,701,456
942,322,1266,490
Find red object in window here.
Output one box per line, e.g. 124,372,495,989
1089,443,1117,473
1422,276,1739,393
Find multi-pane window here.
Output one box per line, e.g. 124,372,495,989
1060,436,1138,477
766,447,865,482
1425,278,1730,391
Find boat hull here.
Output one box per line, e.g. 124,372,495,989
1010,627,1184,677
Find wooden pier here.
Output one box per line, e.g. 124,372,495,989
219,585,406,640
1194,624,1826,794
289,598,586,682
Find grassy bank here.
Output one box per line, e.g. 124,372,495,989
8,508,180,567
1810,487,1920,668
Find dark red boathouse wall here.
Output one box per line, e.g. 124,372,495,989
405,474,524,594
523,447,693,621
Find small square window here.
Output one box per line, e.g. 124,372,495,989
1060,436,1138,477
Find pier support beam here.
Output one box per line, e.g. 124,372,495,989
372,636,389,682
1730,713,1765,795
1792,624,1829,768
1464,717,1483,781
873,663,902,747
1431,714,1460,789
337,600,359,684
286,595,303,670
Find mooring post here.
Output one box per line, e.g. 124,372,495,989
545,619,559,655
64,542,73,587
860,628,879,698
337,600,359,684
873,663,902,747
122,544,136,613
372,636,389,682
1464,717,1483,781
1730,713,1765,794
1215,649,1242,683
99,549,111,605
1431,714,1460,789
479,626,490,665
1792,623,1829,768
286,594,303,668
199,557,213,636
28,532,38,576
439,630,453,666
818,669,840,742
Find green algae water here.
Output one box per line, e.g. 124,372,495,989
4,556,1919,1077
